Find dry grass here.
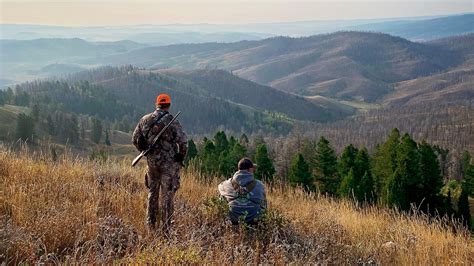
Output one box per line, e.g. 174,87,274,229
0,148,472,264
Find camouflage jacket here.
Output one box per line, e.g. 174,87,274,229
132,109,187,163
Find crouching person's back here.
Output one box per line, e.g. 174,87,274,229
218,158,267,224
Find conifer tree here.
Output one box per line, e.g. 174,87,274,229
200,137,218,174
61,115,79,144
91,118,103,144
338,168,356,198
46,114,55,136
0,90,5,105
456,184,471,229
254,143,275,181
213,131,229,154
239,133,249,145
386,169,408,209
354,148,372,201
418,140,443,213
4,87,14,104
31,104,40,121
313,136,339,195
185,139,198,164
359,171,375,203
385,133,420,210
338,144,358,178
373,128,400,198
15,113,35,141
104,129,111,146
460,151,471,178
289,154,313,191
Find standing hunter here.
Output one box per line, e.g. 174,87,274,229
132,93,187,233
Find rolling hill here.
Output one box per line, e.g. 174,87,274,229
384,34,474,106
12,66,352,137
96,32,463,102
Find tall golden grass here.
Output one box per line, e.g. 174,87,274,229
0,147,472,264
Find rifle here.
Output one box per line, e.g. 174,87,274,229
132,111,181,167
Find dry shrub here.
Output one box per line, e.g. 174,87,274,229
0,148,472,264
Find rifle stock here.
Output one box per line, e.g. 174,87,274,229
131,111,181,167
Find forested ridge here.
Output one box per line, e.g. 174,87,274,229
0,65,351,147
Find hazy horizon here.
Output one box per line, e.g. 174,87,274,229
1,0,472,26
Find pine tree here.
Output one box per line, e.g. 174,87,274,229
239,133,249,145
0,90,5,105
359,171,375,203
385,133,420,210
418,140,443,213
338,168,356,198
61,115,79,144
46,114,55,136
91,118,103,144
213,131,229,154
338,144,358,178
289,154,313,191
456,185,471,229
104,129,111,146
31,104,40,121
185,139,198,164
313,136,339,195
15,113,35,141
354,148,372,201
373,128,400,199
200,137,218,174
5,87,14,104
254,143,275,181
464,164,474,196
386,169,408,209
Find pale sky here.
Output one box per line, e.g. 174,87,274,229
1,0,472,26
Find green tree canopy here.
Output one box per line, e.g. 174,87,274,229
289,153,313,191
313,136,339,195
91,118,103,144
254,143,275,181
16,113,35,141
372,128,400,199
185,139,198,164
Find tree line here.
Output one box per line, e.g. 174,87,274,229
188,129,473,229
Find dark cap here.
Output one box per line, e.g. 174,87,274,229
238,157,255,170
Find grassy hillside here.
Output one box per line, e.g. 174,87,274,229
156,69,353,120
97,32,462,102
1,149,472,264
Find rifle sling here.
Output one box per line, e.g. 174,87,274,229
231,179,257,194
144,111,169,140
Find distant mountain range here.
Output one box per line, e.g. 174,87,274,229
1,16,473,118
1,14,472,43
90,31,471,104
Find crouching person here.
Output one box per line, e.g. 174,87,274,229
218,158,267,225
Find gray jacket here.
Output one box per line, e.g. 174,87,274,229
218,170,267,223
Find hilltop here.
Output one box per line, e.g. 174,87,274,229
1,149,472,264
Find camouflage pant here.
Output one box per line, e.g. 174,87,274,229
145,160,180,232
